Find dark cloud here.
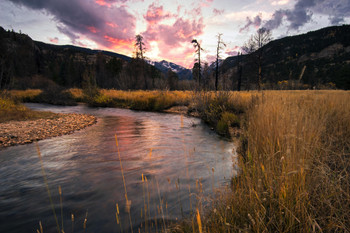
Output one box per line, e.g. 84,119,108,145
264,10,285,30
263,0,350,31
329,15,344,25
313,0,350,25
57,25,79,43
239,14,262,32
263,0,314,30
236,0,350,33
7,0,136,50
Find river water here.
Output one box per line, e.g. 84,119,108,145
0,104,237,233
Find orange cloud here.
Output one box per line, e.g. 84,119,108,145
104,35,133,50
95,0,112,7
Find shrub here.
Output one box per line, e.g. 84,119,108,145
32,86,77,106
216,112,240,136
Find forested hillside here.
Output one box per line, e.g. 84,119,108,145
0,26,166,90
222,25,350,90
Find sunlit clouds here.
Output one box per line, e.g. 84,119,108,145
1,0,349,67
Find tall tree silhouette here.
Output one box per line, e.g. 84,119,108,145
242,28,272,90
191,39,203,88
134,34,148,89
215,33,226,91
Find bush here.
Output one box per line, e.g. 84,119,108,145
0,95,57,123
87,94,115,107
32,87,77,106
216,112,240,136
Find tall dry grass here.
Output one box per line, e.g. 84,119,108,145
0,94,57,123
182,90,350,232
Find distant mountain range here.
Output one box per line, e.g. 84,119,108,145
148,60,192,80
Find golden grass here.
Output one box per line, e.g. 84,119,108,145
0,95,58,123
178,90,350,232
67,88,84,101
9,89,42,101
100,89,193,110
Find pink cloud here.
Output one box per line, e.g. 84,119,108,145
141,2,205,67
225,46,240,56
144,17,204,47
200,0,214,7
106,22,118,28
87,26,98,33
144,3,172,25
158,44,196,68
205,54,216,64
49,37,59,44
95,0,112,7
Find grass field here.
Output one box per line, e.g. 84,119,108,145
6,89,350,232
0,93,58,123
175,90,350,232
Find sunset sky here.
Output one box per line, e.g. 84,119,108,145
1,0,349,68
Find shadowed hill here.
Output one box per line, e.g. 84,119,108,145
221,25,350,90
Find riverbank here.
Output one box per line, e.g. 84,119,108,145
174,90,350,232
0,113,96,148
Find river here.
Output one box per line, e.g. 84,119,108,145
0,104,237,233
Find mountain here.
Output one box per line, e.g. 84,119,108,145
35,41,132,62
0,26,167,90
208,59,223,71
1,24,349,90
220,24,350,90
148,60,192,80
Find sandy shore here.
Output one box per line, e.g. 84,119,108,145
0,113,97,148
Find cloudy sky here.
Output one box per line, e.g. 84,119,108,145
0,0,349,68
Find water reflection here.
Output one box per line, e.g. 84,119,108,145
0,104,237,232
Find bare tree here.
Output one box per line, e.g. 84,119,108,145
191,39,203,87
134,34,148,89
215,33,226,91
242,27,272,90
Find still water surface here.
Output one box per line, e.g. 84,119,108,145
0,104,237,232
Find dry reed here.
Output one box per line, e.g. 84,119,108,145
188,90,350,232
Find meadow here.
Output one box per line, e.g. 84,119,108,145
4,89,350,232
176,90,350,232
0,92,57,123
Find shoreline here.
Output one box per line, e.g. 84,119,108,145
0,113,97,148
0,103,239,149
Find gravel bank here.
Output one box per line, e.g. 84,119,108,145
0,113,97,148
